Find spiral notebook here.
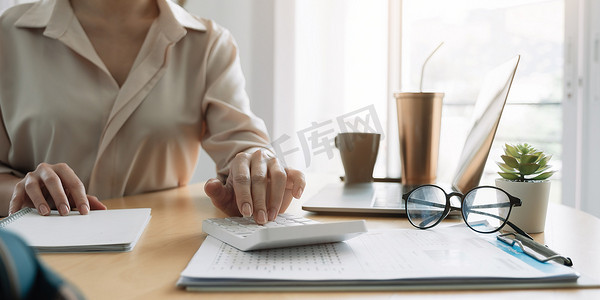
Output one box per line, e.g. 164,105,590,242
0,207,151,252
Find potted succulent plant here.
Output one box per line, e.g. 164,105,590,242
495,143,555,233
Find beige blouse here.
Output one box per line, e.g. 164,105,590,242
0,0,271,199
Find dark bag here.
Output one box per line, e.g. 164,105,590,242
0,229,84,300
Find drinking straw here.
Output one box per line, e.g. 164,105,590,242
420,42,444,92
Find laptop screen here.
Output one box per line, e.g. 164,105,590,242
452,55,520,193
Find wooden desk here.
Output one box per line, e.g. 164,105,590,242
40,179,600,299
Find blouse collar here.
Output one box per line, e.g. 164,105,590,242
14,0,207,36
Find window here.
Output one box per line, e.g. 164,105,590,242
289,0,565,203
281,0,390,177
397,0,564,202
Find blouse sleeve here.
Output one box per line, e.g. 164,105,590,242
200,28,272,180
0,14,22,178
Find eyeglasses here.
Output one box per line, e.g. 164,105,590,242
402,184,532,239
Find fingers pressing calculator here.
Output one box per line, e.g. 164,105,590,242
202,213,367,251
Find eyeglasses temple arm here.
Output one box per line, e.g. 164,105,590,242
405,198,447,209
465,209,533,239
404,198,448,228
504,220,534,240
468,202,512,210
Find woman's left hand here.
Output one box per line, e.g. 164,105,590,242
204,149,305,225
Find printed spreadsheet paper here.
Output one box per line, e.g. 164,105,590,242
178,226,579,290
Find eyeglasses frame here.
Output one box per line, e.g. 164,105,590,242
402,184,533,240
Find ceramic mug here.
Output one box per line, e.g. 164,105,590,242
335,132,381,184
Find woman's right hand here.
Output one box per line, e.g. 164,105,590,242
8,163,106,216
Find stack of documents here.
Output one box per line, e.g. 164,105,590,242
1,207,151,252
178,226,580,291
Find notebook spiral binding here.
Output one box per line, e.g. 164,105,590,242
0,207,34,228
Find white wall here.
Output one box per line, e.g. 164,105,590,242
184,0,277,182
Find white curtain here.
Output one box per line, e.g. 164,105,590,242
275,0,389,178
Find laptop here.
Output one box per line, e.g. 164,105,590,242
302,55,520,215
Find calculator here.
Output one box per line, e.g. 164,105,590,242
202,213,367,251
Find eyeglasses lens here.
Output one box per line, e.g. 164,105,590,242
462,188,511,233
406,186,446,228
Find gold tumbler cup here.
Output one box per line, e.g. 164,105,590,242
394,92,444,185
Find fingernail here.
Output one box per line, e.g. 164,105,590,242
80,204,90,215
241,203,252,217
268,209,277,221
39,205,50,215
295,187,304,198
59,204,70,215
257,210,267,224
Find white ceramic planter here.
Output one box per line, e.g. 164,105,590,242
495,178,551,233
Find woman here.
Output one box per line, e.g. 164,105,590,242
0,0,305,224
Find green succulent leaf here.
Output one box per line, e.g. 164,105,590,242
497,162,517,173
498,143,555,181
538,155,552,168
521,154,539,164
536,164,552,174
519,143,531,153
498,172,520,180
519,163,540,175
501,155,519,168
505,144,519,157
530,171,556,181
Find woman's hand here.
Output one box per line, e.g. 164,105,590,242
8,163,106,216
204,149,305,224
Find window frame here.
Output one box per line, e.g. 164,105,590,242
562,0,600,217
